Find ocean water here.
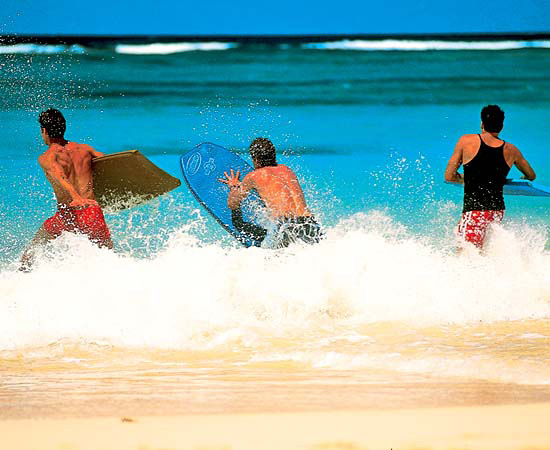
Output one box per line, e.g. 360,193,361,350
1,36,550,418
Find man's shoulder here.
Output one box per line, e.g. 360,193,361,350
264,164,296,177
278,164,299,178
273,164,295,174
39,146,56,160
70,141,95,151
503,141,518,150
459,134,480,143
38,152,48,164
503,141,520,160
241,170,258,187
247,164,294,181
38,148,58,168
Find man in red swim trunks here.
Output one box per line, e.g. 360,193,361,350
20,109,113,270
444,105,536,249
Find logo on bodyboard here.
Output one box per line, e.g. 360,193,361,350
204,158,216,176
186,153,202,175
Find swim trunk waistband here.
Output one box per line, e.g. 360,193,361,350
276,216,317,225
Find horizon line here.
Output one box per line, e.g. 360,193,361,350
2,31,550,42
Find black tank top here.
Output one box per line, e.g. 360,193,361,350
463,135,510,212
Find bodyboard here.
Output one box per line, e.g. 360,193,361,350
180,143,265,247
446,178,550,197
92,150,181,211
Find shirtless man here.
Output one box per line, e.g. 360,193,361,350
220,137,322,248
444,104,536,249
20,109,112,270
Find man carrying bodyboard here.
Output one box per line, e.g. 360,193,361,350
20,109,113,270
444,105,536,249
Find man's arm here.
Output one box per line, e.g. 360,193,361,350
510,145,536,181
444,137,465,184
228,173,255,210
219,169,255,210
89,147,104,159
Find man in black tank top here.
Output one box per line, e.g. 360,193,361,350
444,105,536,249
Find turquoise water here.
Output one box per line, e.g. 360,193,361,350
1,39,550,413
1,40,549,264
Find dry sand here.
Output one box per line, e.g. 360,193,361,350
3,402,550,450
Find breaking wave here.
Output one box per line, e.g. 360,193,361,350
303,39,550,51
114,42,238,55
0,43,86,54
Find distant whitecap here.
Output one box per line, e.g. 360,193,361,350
303,39,550,51
0,44,86,54
115,42,238,55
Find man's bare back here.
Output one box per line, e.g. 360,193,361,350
39,141,102,207
237,164,312,218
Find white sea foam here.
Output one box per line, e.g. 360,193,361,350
303,39,550,51
115,42,238,55
1,211,549,349
0,44,86,54
1,212,549,385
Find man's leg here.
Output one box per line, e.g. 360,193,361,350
297,218,323,245
98,235,114,250
75,205,114,250
275,218,323,249
231,208,267,245
19,225,55,271
457,211,485,249
457,210,503,251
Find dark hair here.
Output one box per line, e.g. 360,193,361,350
481,105,504,133
249,137,277,168
38,108,66,138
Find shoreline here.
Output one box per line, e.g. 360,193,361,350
3,403,550,450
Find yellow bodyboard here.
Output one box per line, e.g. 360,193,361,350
92,150,181,211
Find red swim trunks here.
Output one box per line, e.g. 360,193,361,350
43,204,111,246
457,210,504,248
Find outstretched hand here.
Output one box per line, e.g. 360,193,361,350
219,169,241,189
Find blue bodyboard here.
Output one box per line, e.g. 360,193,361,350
501,179,550,197
180,143,265,247
447,178,550,197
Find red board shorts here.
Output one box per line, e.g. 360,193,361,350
457,210,504,248
43,204,111,246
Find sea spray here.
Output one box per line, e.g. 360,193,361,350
2,212,549,349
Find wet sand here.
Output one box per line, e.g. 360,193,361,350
3,403,550,450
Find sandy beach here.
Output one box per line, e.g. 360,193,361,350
3,403,550,450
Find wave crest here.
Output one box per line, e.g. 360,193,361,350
115,42,238,55
303,39,550,51
1,211,549,349
0,43,86,54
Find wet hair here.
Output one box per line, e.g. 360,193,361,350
249,137,277,168
38,108,66,138
481,105,504,133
